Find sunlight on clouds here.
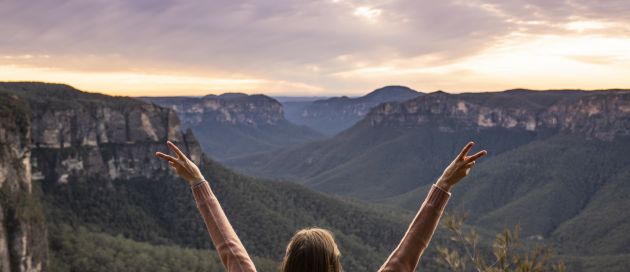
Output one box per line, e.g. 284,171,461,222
328,33,630,92
3,54,51,60
336,54,353,62
477,3,510,18
565,20,610,32
461,34,630,70
332,66,394,78
353,6,382,22
11,31,615,95
450,34,630,89
329,53,457,78
0,65,323,96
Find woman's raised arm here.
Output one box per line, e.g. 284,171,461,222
156,141,257,272
379,141,487,272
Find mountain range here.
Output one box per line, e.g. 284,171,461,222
227,88,630,269
0,82,439,272
2,82,629,271
282,85,422,135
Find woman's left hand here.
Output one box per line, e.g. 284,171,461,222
436,141,487,192
155,141,205,186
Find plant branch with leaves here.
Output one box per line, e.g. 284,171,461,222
436,213,566,272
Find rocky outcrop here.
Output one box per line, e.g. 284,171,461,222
141,93,285,128
0,93,47,272
0,82,204,272
31,129,201,185
368,90,630,140
31,103,182,149
540,92,630,141
0,82,202,185
368,91,542,131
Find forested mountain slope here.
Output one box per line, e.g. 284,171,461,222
0,82,439,272
230,89,629,200
227,88,630,269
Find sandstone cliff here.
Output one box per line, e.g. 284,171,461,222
368,90,630,141
0,92,47,272
0,82,206,270
0,81,202,192
142,93,285,128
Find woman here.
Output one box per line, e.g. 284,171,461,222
156,141,486,272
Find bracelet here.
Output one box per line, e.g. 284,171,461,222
434,182,451,193
191,180,207,188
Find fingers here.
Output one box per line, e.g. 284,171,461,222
464,161,476,168
464,150,487,163
457,142,474,160
155,152,177,163
167,141,186,159
156,142,187,174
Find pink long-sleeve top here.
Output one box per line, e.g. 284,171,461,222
192,181,450,272
192,181,257,272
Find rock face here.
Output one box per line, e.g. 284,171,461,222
541,92,630,140
32,104,183,149
285,85,422,135
0,82,202,272
141,93,285,128
0,93,47,272
368,90,630,141
0,82,202,185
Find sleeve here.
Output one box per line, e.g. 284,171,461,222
378,184,451,272
192,181,257,272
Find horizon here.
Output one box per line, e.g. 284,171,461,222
4,80,630,99
1,0,630,96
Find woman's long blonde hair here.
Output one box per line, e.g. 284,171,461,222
281,228,342,272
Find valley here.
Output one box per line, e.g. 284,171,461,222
1,82,629,271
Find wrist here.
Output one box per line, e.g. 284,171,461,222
189,177,206,187
435,178,453,192
187,175,206,187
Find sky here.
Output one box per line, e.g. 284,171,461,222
1,0,629,96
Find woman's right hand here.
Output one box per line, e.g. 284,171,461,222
435,141,487,192
155,141,205,186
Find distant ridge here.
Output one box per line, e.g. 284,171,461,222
141,93,323,160
229,88,630,198
283,85,422,135
213,92,249,99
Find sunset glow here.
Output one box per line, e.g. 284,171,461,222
1,0,629,96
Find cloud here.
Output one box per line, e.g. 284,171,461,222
0,0,629,95
353,6,382,22
568,55,617,65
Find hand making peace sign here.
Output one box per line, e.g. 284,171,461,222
155,141,205,186
436,141,487,192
